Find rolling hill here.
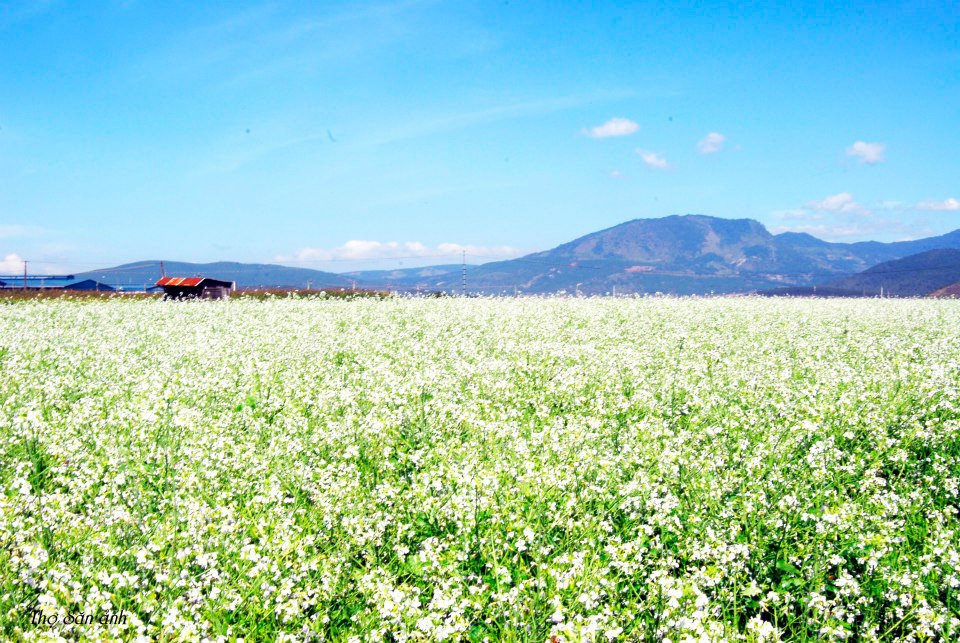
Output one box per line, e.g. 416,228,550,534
76,260,353,291
825,248,960,297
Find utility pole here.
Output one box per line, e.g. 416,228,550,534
160,261,166,278
461,250,467,296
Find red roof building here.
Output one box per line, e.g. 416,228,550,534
156,276,235,299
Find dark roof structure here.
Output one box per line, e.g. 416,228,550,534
156,276,235,299
64,279,114,291
0,277,112,291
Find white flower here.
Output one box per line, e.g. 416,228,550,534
747,615,777,641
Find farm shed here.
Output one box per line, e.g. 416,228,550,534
156,276,235,299
63,279,115,291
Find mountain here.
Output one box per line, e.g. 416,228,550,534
344,215,815,295
775,229,960,274
825,248,960,297
79,216,960,295
76,260,354,291
347,216,960,295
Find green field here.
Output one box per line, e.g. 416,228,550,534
1,297,958,642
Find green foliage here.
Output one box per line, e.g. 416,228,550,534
0,297,958,641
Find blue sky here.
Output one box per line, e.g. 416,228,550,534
1,0,958,274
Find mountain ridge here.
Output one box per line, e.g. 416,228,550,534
827,248,960,297
76,215,960,294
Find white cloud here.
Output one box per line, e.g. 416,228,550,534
636,149,669,169
917,197,960,211
773,209,824,221
610,169,623,179
0,252,73,276
377,91,637,146
0,253,25,273
697,132,726,154
0,224,44,238
770,192,937,242
770,219,931,241
878,200,907,210
807,192,870,214
846,141,886,164
584,117,639,139
276,241,523,265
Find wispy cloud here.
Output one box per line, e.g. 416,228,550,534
771,192,937,241
276,240,523,265
697,132,726,154
807,192,870,215
0,224,44,238
377,91,635,146
845,141,885,164
917,197,960,211
188,126,333,177
772,208,824,222
186,89,635,176
0,0,56,26
136,0,447,90
770,220,931,241
636,149,669,169
583,117,639,139
365,182,521,208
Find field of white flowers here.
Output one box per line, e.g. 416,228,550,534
1,296,958,642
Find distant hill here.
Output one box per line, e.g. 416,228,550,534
339,265,462,290
77,260,354,291
79,216,960,294
825,248,960,297
346,216,960,295
761,248,960,297
928,282,960,298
